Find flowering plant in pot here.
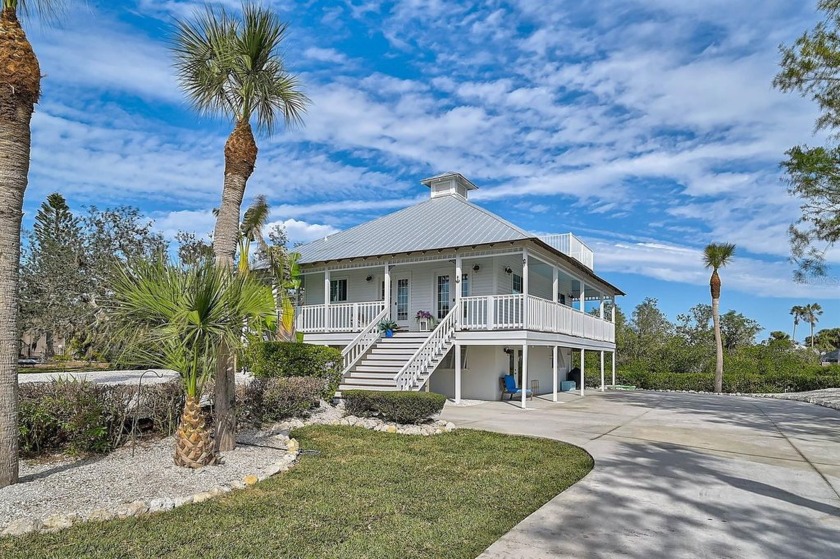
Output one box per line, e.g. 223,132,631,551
415,310,436,330
378,319,399,337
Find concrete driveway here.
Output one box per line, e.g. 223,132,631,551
441,391,840,559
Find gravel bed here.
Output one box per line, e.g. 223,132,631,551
0,430,290,532
0,402,347,533
756,388,840,411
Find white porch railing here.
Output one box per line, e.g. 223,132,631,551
341,307,388,374
296,301,386,333
394,304,459,391
461,294,614,342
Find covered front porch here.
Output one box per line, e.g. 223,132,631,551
295,244,616,344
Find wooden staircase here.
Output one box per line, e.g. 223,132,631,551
338,332,431,394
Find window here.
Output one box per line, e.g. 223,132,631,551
512,273,523,294
330,279,347,302
461,273,470,297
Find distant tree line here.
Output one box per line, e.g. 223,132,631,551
17,192,290,364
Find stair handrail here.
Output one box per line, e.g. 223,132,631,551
341,306,388,374
394,304,459,391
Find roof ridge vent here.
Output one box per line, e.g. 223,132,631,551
421,172,478,199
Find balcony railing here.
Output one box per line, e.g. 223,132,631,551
296,296,614,343
540,233,595,270
460,294,614,342
295,301,386,333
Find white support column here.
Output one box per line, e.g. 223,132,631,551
383,264,391,320
521,343,529,409
611,301,616,323
454,343,462,405
600,350,605,392
599,296,605,319
522,248,529,329
579,282,586,313
552,267,559,302
455,255,462,328
612,351,616,386
324,270,331,330
552,345,558,402
580,348,585,397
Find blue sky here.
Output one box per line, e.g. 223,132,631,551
19,0,840,340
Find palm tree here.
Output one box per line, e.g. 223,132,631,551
0,0,64,488
173,2,308,451
790,305,805,343
110,260,275,467
237,196,301,341
802,303,823,348
703,243,736,393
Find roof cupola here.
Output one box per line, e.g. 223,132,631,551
421,172,478,199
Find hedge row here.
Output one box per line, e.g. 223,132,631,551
247,341,343,399
18,379,184,457
584,365,840,393
344,390,446,424
238,376,323,425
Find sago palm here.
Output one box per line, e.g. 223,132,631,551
0,0,65,488
173,1,308,452
110,260,275,468
703,243,735,393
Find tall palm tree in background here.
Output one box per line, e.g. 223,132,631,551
173,2,308,451
110,260,275,467
802,303,823,348
0,0,64,488
790,305,805,343
703,243,736,393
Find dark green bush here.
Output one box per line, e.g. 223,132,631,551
344,390,447,424
239,377,323,425
247,341,343,399
18,379,184,457
589,365,840,393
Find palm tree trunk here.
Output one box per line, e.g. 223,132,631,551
0,7,40,488
712,297,723,392
174,395,216,468
212,119,258,453
792,322,797,344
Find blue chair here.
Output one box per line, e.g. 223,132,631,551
501,375,533,401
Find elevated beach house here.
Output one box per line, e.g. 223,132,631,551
293,173,624,408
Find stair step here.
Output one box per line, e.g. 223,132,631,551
346,372,396,380
341,377,396,386
369,347,420,355
354,365,403,373
389,332,431,338
359,359,406,367
339,385,402,392
374,342,425,349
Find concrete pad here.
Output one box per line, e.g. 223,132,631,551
442,391,840,559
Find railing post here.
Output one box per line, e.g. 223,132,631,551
522,248,529,329
353,303,359,331
324,270,331,332
455,255,462,331
383,263,391,321
487,296,494,330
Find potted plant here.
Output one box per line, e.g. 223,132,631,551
378,319,399,337
415,310,436,331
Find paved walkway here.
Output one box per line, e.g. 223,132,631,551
441,391,840,558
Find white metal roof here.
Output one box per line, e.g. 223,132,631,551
295,194,533,264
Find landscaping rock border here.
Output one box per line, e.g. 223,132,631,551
1,402,456,538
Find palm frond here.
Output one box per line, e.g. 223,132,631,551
703,243,736,270
171,1,309,134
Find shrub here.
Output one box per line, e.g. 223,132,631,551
344,390,446,424
18,379,184,457
247,341,343,399
592,365,840,393
239,377,323,425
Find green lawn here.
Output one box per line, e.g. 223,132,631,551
1,426,593,559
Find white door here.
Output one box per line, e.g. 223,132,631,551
435,273,451,320
392,275,411,329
